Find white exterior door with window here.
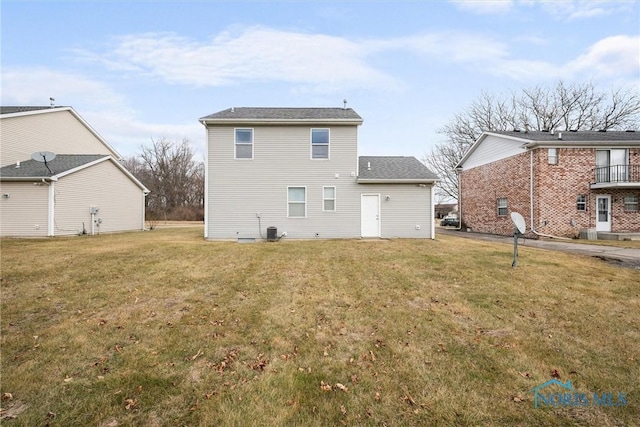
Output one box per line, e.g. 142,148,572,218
361,194,380,237
596,194,611,232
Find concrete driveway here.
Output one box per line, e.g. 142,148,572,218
437,228,640,270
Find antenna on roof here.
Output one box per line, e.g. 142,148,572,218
31,151,56,175
49,97,55,107
343,99,348,110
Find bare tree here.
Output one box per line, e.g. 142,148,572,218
425,81,640,201
125,138,204,221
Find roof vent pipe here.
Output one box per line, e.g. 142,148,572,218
15,161,20,168
231,107,235,113
524,123,530,134
558,132,562,140
367,162,371,171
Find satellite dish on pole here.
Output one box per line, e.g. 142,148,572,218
511,212,526,235
510,212,526,267
31,151,56,175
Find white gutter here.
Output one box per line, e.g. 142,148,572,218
528,150,570,240
357,179,439,184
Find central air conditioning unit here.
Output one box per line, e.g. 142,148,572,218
267,226,278,242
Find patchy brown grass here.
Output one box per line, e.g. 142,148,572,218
1,228,638,426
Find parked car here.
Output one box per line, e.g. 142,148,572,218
440,216,459,227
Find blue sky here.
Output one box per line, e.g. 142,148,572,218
2,1,639,160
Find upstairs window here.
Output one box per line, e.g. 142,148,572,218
576,195,587,211
548,148,558,165
497,198,508,216
287,187,306,218
311,129,329,159
323,186,336,212
235,128,253,159
596,149,628,182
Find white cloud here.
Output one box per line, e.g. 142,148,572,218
485,35,640,82
538,0,632,20
76,27,399,91
1,67,126,109
400,32,509,63
451,0,635,20
450,0,514,14
74,26,514,91
565,35,640,78
0,67,202,157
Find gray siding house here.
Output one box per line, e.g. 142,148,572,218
0,106,149,237
199,107,439,240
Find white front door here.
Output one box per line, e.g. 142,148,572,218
361,194,380,237
596,195,611,232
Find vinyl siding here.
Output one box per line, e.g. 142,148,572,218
0,110,114,166
462,134,527,169
54,160,145,235
359,184,434,238
0,182,49,237
207,124,362,239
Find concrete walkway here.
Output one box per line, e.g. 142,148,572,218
437,228,640,270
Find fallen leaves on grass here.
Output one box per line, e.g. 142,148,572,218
403,393,417,406
0,400,28,421
551,369,561,379
335,383,348,392
189,349,204,361
320,381,332,391
124,398,137,411
248,354,269,371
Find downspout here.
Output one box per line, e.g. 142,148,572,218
47,180,55,237
528,149,570,240
454,167,463,230
430,184,436,239
143,191,150,231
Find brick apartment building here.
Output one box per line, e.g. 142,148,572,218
456,130,640,239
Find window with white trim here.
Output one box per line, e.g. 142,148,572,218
497,198,508,216
548,148,558,164
576,195,586,211
624,194,638,212
311,129,329,159
235,128,253,159
323,186,336,212
287,187,306,217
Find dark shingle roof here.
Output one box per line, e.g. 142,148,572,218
0,155,108,178
490,130,640,143
1,106,68,115
200,107,363,123
358,156,439,182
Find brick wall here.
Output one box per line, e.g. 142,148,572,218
460,147,640,237
534,147,593,237
460,152,532,236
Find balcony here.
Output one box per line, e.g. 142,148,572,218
592,164,640,189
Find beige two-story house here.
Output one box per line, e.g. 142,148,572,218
0,106,148,237
199,107,439,240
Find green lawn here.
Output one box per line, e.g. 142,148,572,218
1,227,638,426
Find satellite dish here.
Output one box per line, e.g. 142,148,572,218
510,212,526,268
31,151,56,175
31,151,57,163
511,212,526,235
